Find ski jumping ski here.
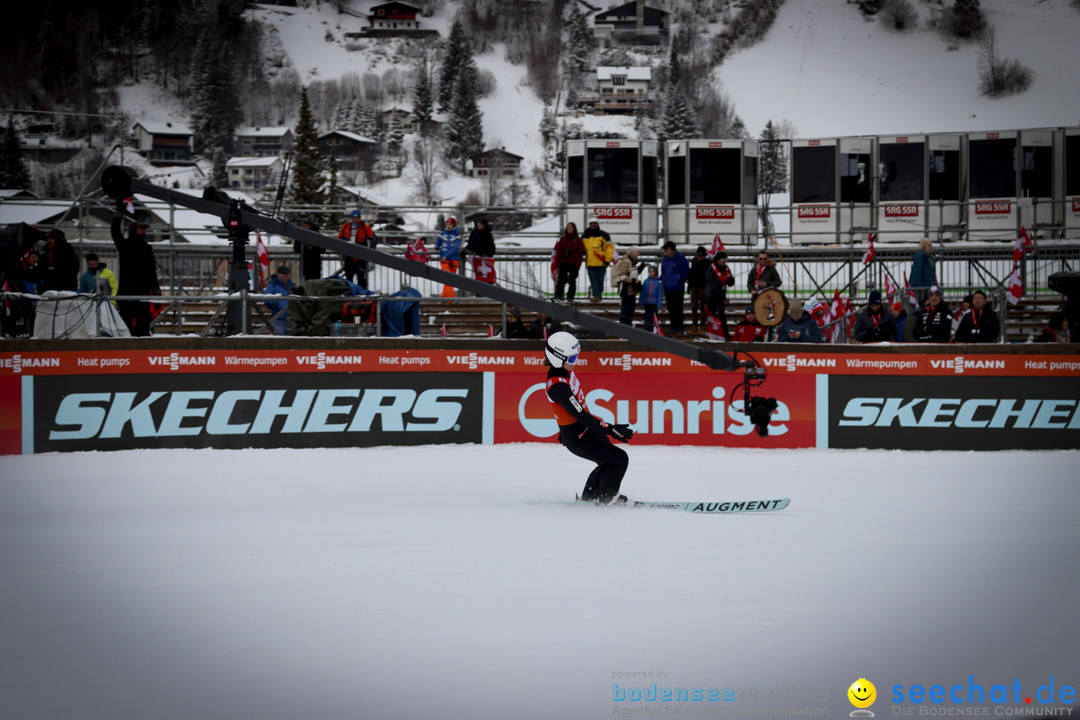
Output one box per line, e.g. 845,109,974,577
527,498,790,514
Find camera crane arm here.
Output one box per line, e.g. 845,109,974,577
101,165,763,377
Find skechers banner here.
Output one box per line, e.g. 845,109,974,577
828,375,1080,450
30,372,484,453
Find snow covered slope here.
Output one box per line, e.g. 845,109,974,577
719,0,1080,137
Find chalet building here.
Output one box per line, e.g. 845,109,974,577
132,121,194,164
469,148,524,179
584,66,654,114
319,130,377,172
368,2,421,30
234,126,293,157
380,108,414,134
226,156,283,192
593,1,669,45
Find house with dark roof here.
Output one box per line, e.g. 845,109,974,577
132,121,194,164
469,148,525,180
319,130,377,172
234,126,294,157
593,1,669,45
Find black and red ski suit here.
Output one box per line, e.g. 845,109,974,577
545,366,629,503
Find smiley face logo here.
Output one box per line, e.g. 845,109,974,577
848,678,876,709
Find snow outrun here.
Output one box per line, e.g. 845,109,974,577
1,445,1077,720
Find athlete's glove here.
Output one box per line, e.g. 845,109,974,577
606,423,634,443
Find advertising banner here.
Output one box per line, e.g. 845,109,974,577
29,372,485,453
827,375,1080,450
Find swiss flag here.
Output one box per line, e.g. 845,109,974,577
705,308,726,340
883,273,896,302
652,314,665,336
405,237,430,262
473,256,496,283
255,230,269,290
1012,226,1034,264
1007,264,1024,306
903,271,918,307
710,232,726,257
827,289,845,343
861,232,876,266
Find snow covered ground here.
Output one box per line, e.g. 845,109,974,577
2,445,1077,719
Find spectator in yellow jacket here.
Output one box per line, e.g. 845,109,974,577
77,252,119,301
581,215,613,301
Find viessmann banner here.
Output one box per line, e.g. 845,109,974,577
2,349,1078,454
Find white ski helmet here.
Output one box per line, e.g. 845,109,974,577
545,331,581,368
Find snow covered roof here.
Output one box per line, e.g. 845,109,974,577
319,129,377,144
132,120,193,136
0,199,74,227
226,156,282,168
0,189,38,199
235,126,292,137
596,66,652,82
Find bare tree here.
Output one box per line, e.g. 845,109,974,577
408,134,445,205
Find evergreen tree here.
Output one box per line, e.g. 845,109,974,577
445,66,484,173
322,154,340,227
211,147,229,188
758,120,788,194
730,117,749,140
658,81,697,143
289,89,325,211
566,4,593,76
633,102,651,139
189,35,240,157
539,104,557,144
412,62,434,124
358,105,380,142
0,122,31,190
437,20,469,113
387,113,405,154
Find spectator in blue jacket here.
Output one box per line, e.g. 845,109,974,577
264,265,295,335
660,241,690,333
382,284,422,337
639,265,664,331
910,238,936,302
776,299,823,343
435,217,462,298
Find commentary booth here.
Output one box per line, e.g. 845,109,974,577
1064,127,1080,238
876,134,965,242
790,137,875,244
566,139,658,245
663,139,758,247
967,129,1059,239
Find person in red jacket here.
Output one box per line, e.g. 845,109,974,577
544,332,633,504
732,306,767,343
337,209,375,288
552,222,585,302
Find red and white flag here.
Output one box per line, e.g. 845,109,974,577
903,271,918,307
550,248,559,282
652,313,665,336
1007,265,1024,306
705,308,726,340
1012,226,1034,264
883,273,896,302
123,197,135,215
861,232,876,266
827,289,845,343
255,230,269,290
405,236,430,262
440,323,447,337
710,232,726,257
487,324,494,338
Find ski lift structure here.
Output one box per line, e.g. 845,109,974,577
565,139,658,245
663,139,758,247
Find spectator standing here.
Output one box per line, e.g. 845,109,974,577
910,238,936,302
435,217,462,298
912,285,952,342
611,247,641,325
294,219,324,282
687,246,710,332
890,302,908,342
732,306,767,343
77,252,118,298
264,265,294,335
337,209,376,288
581,215,613,301
41,229,79,291
465,217,497,284
853,290,898,343
704,252,736,338
552,222,585,302
954,290,1001,343
660,241,690,333
110,205,161,337
776,299,823,343
639,266,664,330
748,249,782,297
